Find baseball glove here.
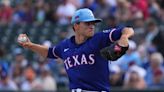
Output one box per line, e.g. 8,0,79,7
100,42,129,61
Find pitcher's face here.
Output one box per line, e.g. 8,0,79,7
77,21,96,37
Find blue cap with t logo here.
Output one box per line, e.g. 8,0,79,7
71,8,102,24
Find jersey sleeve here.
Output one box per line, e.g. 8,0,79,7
98,26,125,49
47,44,62,59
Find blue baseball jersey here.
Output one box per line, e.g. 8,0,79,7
47,27,124,91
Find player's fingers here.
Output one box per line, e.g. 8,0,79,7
23,34,31,42
17,34,25,41
18,34,25,37
23,42,32,48
18,42,24,46
18,43,27,49
18,34,27,39
22,34,26,37
18,42,27,48
17,37,27,45
17,37,22,43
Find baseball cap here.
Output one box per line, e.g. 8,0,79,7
71,8,102,24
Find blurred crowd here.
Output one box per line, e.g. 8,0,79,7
1,0,164,91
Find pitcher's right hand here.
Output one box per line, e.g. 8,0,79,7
17,34,33,49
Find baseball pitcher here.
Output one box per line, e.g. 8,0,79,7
18,8,134,92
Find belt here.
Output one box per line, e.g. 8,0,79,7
71,88,107,92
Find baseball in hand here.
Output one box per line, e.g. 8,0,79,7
18,36,28,43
